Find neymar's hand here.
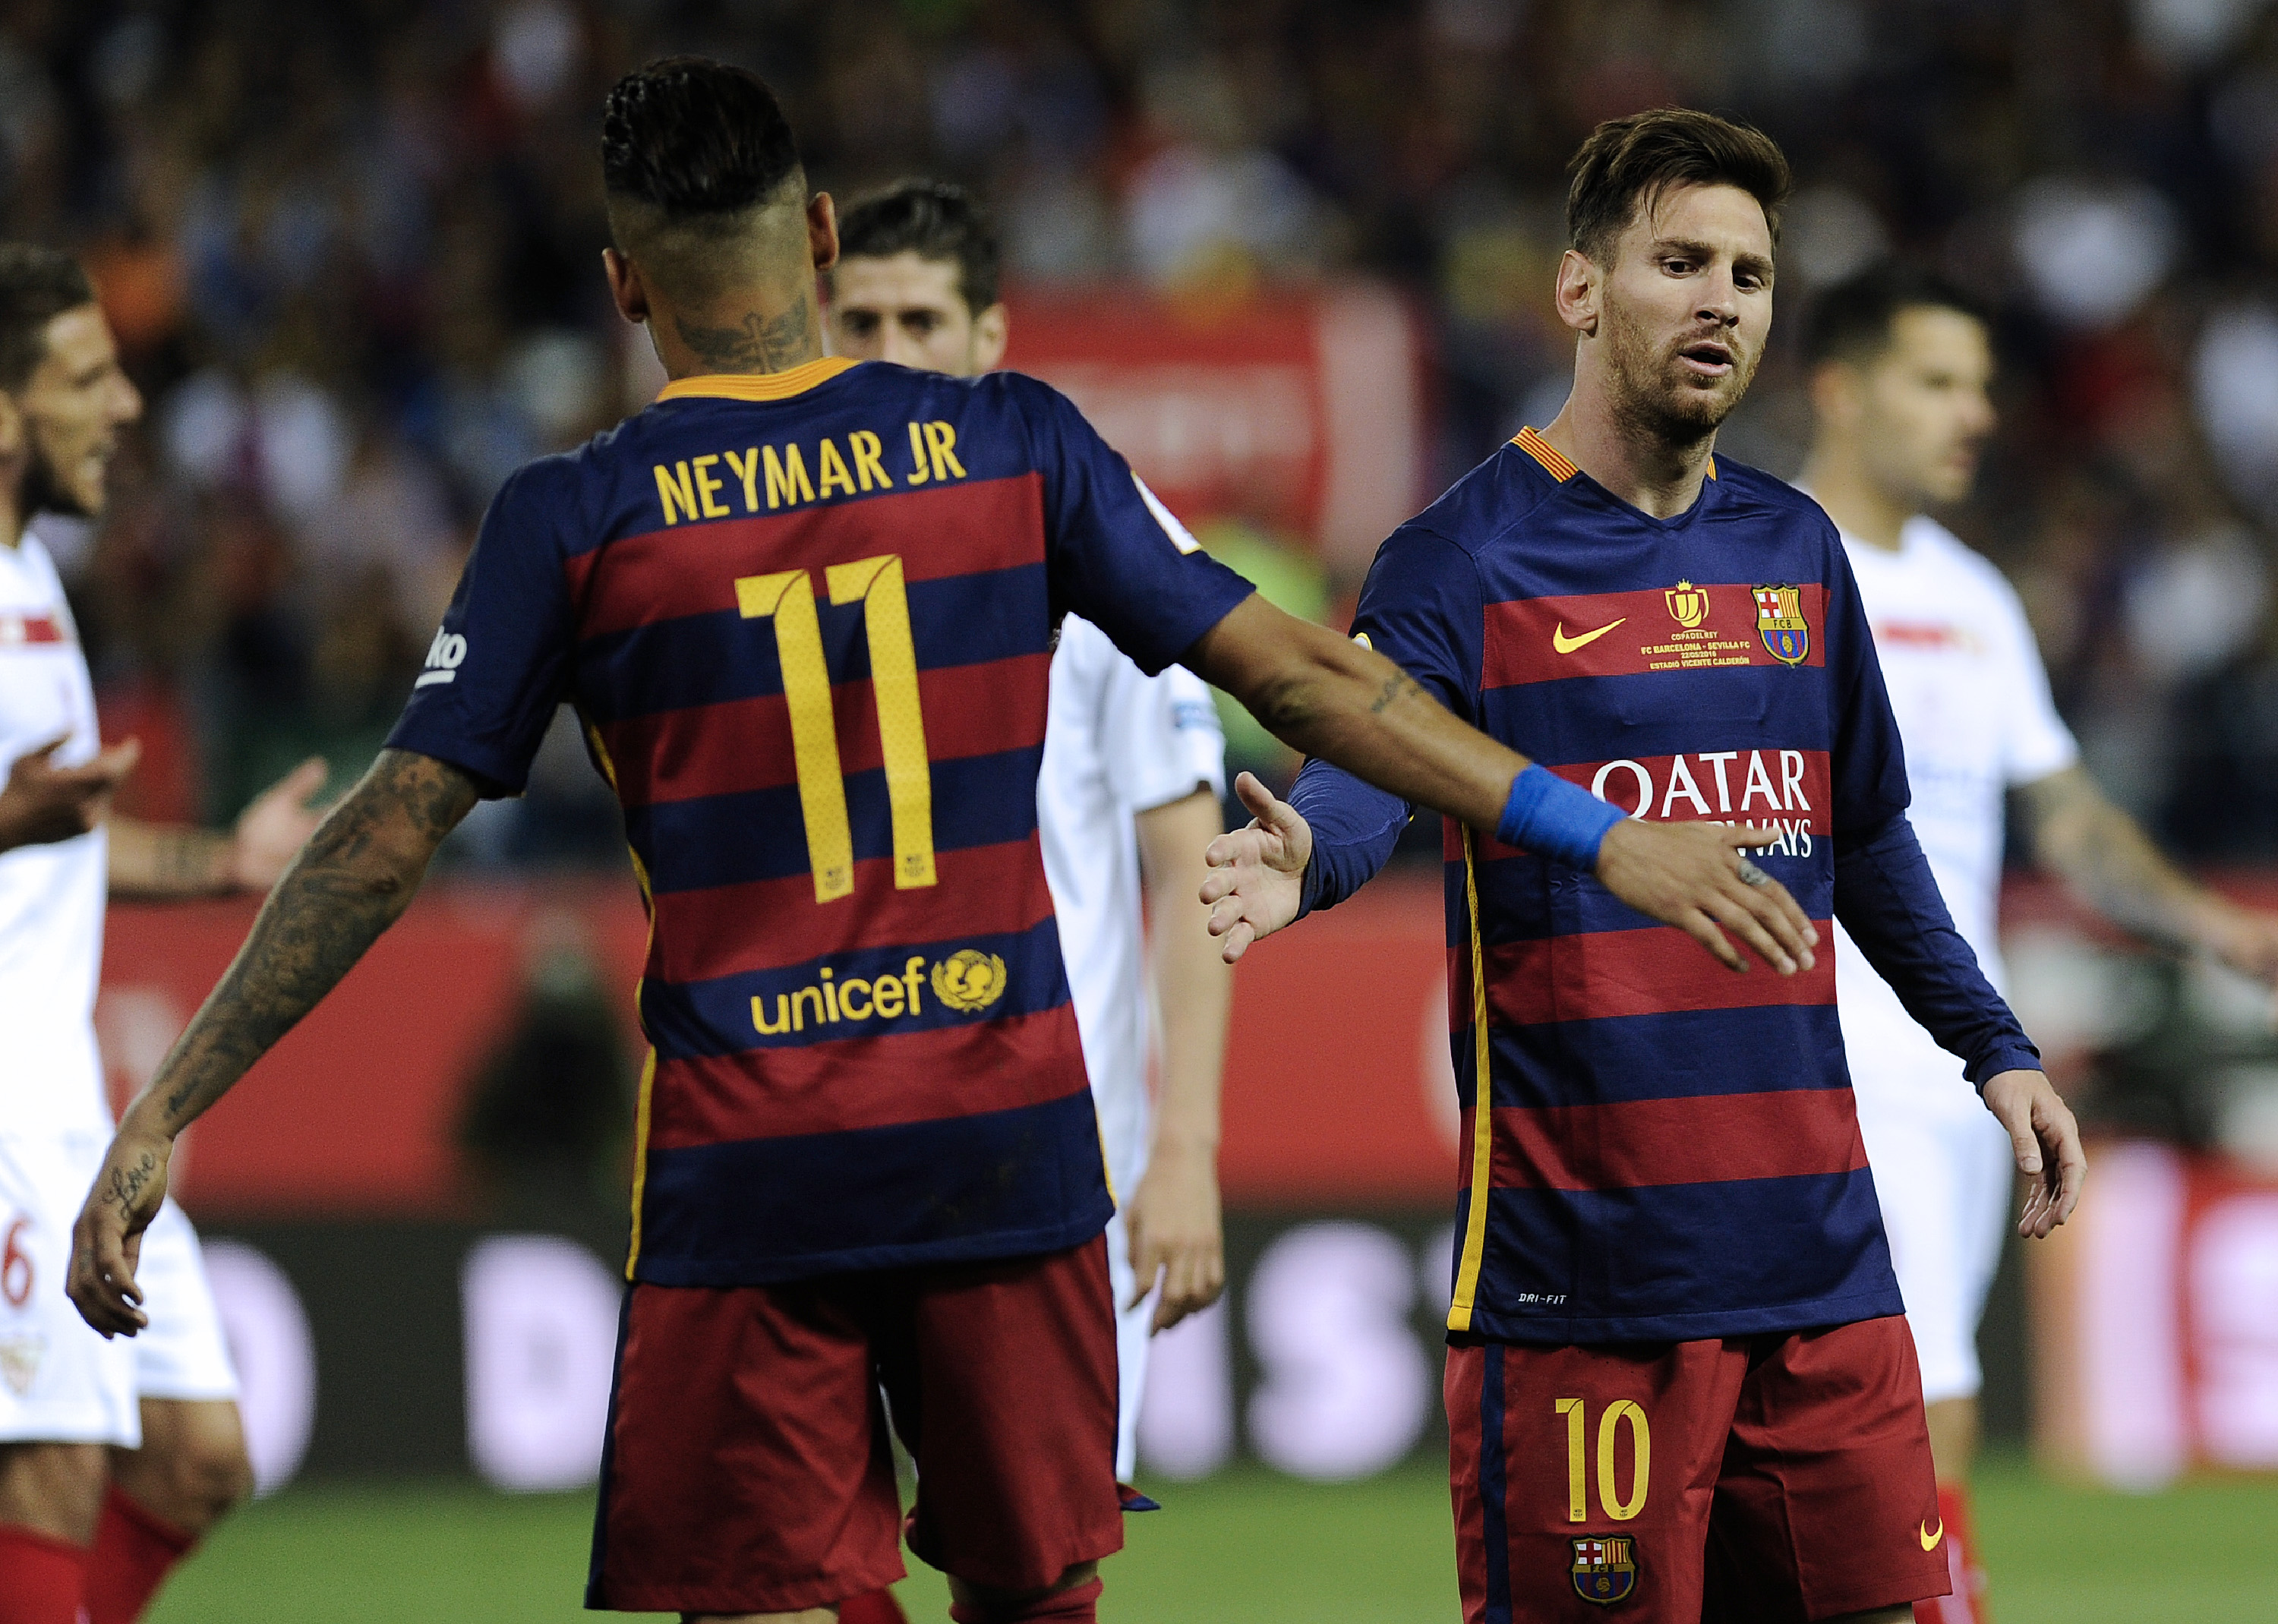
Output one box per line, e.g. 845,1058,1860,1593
1200,772,1311,964
1123,1139,1226,1333
1594,818,1819,975
1982,1069,2085,1239
68,1112,172,1338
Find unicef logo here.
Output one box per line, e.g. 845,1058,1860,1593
931,949,1009,1014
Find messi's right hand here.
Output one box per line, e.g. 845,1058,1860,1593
67,1118,170,1339
1595,818,1819,975
1201,771,1312,964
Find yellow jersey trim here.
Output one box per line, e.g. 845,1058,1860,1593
1511,426,1579,482
586,717,663,1281
1447,827,1496,1330
657,356,860,402
626,1049,656,1280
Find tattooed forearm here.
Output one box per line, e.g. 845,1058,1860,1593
1369,673,1421,714
144,750,478,1132
674,301,818,371
104,1149,157,1210
2026,765,2208,951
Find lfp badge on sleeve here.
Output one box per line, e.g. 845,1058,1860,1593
1570,1535,1639,1605
1753,584,1809,666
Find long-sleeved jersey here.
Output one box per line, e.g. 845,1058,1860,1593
1292,427,2040,1344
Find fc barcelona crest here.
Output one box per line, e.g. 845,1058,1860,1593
1753,584,1809,666
1570,1535,1639,1606
1664,580,1708,628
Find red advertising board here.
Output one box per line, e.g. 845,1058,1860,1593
98,872,1459,1219
999,282,1428,571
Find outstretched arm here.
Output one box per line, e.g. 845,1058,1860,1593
69,749,480,1335
106,758,329,900
1188,596,1819,974
2022,763,2278,983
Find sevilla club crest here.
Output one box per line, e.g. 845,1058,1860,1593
1753,584,1809,666
1570,1535,1639,1606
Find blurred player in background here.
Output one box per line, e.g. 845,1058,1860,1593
0,245,324,1624
827,175,1234,1461
69,60,1811,1624
1204,111,2085,1622
1797,263,2278,1624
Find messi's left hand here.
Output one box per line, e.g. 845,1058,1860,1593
230,757,328,891
1122,1139,1226,1333
1981,1069,2085,1239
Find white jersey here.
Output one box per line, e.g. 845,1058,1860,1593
1038,614,1226,1197
1833,514,2078,1107
0,536,112,1139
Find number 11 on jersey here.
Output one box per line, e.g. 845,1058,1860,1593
737,555,937,904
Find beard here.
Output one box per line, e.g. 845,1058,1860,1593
18,428,101,521
1600,298,1759,451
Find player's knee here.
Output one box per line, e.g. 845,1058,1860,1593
121,1402,254,1531
947,1563,1101,1623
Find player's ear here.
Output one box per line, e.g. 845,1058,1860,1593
603,248,650,326
971,301,1008,372
808,191,839,273
1554,249,1599,338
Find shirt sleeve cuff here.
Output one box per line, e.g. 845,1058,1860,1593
1966,1042,2045,1088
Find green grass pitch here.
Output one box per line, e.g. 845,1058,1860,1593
147,1455,2274,1621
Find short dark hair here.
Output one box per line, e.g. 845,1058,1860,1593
1567,109,1791,265
834,180,1002,314
1803,262,1988,369
0,244,95,392
601,57,802,219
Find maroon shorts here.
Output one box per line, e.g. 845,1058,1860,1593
585,1237,1122,1616
1447,1316,1949,1622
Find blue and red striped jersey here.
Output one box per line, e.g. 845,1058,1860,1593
1291,427,2038,1344
389,357,1253,1285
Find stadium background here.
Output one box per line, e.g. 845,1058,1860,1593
7,0,2278,1616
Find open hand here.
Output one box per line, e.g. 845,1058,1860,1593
1981,1069,2086,1238
0,735,139,850
68,1117,172,1338
1123,1142,1226,1332
1595,818,1819,974
230,757,328,890
1199,771,1311,964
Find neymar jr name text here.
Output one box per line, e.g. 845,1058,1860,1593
654,421,969,526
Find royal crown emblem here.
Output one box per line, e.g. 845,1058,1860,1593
932,949,1009,1014
1753,584,1809,666
1570,1535,1639,1606
1664,581,1709,629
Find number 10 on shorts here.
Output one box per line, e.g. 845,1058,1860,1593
1555,1397,1650,1522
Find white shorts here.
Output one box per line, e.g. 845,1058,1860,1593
1851,1086,2015,1405
0,1132,237,1448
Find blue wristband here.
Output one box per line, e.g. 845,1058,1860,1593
1496,765,1627,869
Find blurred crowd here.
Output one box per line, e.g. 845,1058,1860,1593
8,0,2278,861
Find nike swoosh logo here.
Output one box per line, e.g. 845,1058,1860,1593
1920,1518,1943,1551
1552,618,1626,654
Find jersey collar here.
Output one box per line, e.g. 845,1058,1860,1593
657,356,860,402
1510,425,1717,484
